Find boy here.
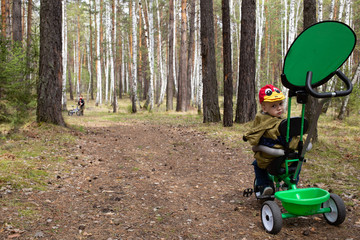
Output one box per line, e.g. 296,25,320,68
243,84,299,196
78,96,85,116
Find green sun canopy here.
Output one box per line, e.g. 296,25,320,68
283,21,356,89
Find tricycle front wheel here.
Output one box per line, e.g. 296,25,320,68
322,193,346,225
261,201,282,234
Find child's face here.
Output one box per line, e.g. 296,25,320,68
261,100,284,118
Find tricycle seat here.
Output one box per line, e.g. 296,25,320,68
279,117,309,138
267,156,298,176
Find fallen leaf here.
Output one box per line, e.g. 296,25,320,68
8,233,21,239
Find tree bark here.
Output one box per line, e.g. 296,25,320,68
338,63,360,120
95,0,102,106
222,0,233,127
235,0,256,124
166,0,174,111
62,0,67,110
200,0,221,123
186,0,195,108
176,0,188,112
131,0,138,113
89,0,94,100
12,0,22,44
37,0,65,126
25,0,33,83
1,0,6,38
303,0,319,142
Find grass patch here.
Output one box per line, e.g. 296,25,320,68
302,114,360,199
0,121,76,191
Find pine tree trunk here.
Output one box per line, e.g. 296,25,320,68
176,0,188,112
89,0,94,100
1,0,6,38
235,0,256,124
200,0,221,122
12,0,22,44
68,55,73,100
25,0,33,83
62,0,68,110
37,0,65,126
222,0,233,127
117,2,123,99
304,0,319,142
166,0,174,111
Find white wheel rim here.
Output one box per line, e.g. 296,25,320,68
262,205,274,231
324,198,338,223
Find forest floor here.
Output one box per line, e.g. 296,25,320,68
0,104,359,239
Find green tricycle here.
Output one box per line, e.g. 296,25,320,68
243,21,356,234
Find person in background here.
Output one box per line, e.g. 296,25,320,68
77,95,85,116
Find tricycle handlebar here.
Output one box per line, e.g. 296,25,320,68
305,70,353,98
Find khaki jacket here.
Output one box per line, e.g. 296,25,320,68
244,112,300,169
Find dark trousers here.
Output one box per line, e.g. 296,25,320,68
252,160,272,187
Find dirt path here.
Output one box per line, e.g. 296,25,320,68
1,119,358,239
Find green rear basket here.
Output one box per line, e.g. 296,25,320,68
275,188,330,216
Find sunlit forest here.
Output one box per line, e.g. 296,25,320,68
1,0,359,124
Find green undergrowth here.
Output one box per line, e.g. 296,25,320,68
303,114,360,199
0,121,76,191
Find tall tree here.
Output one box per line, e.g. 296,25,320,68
12,0,22,43
144,0,155,110
25,0,33,83
95,0,102,106
303,0,320,142
37,0,65,126
77,1,82,97
338,63,360,120
186,0,195,108
176,0,188,112
222,0,233,127
89,0,94,100
62,0,68,110
200,0,221,122
1,0,6,38
131,0,138,113
156,0,166,107
235,0,256,124
112,0,117,112
166,0,174,111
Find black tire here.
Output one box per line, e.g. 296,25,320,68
261,200,282,234
68,111,73,116
76,111,81,116
322,193,346,225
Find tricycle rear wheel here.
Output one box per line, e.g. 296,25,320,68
322,193,346,225
261,201,282,234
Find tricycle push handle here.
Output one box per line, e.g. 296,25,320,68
305,70,353,98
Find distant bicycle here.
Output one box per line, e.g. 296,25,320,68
68,106,82,116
